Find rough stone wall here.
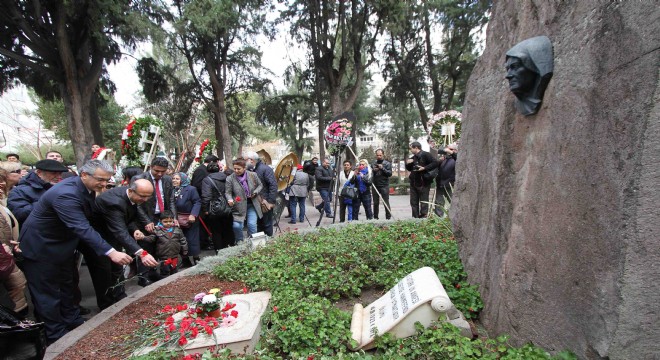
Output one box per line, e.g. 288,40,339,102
451,2,659,359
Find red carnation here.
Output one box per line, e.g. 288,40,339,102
235,196,241,202
230,310,238,318
178,335,188,346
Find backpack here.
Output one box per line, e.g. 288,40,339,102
207,179,232,218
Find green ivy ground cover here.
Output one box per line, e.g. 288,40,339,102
133,218,574,359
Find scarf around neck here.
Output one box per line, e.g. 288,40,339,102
237,171,250,197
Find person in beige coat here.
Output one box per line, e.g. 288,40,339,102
0,169,28,316
225,159,263,242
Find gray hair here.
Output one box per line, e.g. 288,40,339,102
80,160,114,175
243,151,259,161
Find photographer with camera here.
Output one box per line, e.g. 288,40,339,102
405,142,439,218
434,144,457,217
371,149,392,220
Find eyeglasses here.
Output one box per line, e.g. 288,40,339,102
105,185,115,189
10,170,21,174
89,175,112,183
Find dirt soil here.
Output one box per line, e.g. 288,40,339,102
57,274,246,360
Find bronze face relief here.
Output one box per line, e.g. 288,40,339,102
505,36,554,116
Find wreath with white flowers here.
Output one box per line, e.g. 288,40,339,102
427,110,462,148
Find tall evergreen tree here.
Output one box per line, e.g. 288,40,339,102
0,0,164,165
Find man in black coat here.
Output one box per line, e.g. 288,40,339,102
133,157,176,284
371,149,393,220
315,158,335,217
405,142,439,218
434,145,457,217
191,154,217,249
88,179,159,308
18,160,133,344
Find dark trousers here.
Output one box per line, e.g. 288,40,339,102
353,191,373,220
373,186,391,220
208,215,235,250
318,189,333,216
410,185,431,218
23,258,83,343
339,196,350,222
434,185,453,216
289,196,306,222
198,214,211,249
257,209,274,236
79,242,125,310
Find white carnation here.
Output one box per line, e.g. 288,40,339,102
201,294,217,304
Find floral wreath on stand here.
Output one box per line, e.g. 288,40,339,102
186,138,217,177
120,116,163,167
426,110,462,148
324,112,354,156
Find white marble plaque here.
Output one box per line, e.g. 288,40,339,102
350,267,471,350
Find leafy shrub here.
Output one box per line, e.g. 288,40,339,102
208,218,570,359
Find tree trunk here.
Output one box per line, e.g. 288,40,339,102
89,95,104,146
59,82,95,168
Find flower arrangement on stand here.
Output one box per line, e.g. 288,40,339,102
120,116,163,167
426,110,462,148
324,112,354,156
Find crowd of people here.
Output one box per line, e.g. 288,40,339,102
0,141,456,346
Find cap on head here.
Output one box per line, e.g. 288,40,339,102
35,159,69,172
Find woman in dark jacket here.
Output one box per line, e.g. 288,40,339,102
172,172,201,264
201,162,235,251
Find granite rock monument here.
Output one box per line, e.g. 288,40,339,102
451,2,659,359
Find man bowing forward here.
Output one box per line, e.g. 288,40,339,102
19,160,133,344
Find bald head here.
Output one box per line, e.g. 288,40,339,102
128,179,154,205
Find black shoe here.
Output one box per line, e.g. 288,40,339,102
326,213,334,218
138,278,153,287
288,220,296,224
181,256,194,268
67,319,85,331
299,218,304,223
78,306,91,315
316,205,323,213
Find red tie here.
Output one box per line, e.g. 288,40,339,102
155,179,164,213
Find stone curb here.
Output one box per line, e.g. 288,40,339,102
44,245,248,360
44,218,425,359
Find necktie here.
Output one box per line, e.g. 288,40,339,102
155,179,164,213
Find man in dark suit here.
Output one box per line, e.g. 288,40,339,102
18,160,133,344
87,179,159,309
133,156,177,284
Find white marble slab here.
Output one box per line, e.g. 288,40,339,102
350,267,471,350
135,291,271,356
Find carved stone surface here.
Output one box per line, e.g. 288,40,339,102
350,267,471,350
451,1,659,359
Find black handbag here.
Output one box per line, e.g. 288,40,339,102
340,184,359,200
208,180,232,218
0,304,47,360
